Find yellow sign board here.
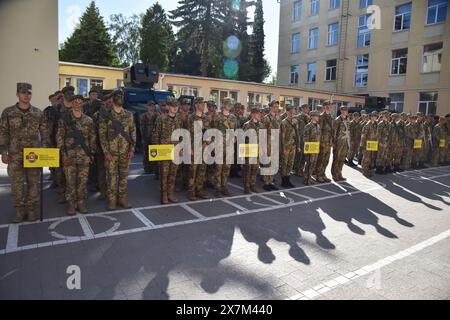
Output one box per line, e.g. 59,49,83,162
439,139,446,148
238,144,259,158
149,145,174,161
366,141,378,151
304,142,320,154
23,148,60,168
414,139,423,149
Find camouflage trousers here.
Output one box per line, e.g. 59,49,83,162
215,164,231,191
106,154,131,200
392,144,404,167
304,154,319,183
402,146,413,170
143,141,150,171
362,150,376,175
262,144,276,185
331,143,349,179
56,166,66,195
421,140,430,163
347,139,361,161
281,147,296,176
412,147,422,166
244,158,259,190
96,151,106,196
160,161,178,195
432,146,446,166
188,163,206,193
316,141,332,178
294,145,305,175
64,164,89,202
206,164,215,184
8,162,40,209
376,143,389,167
176,163,190,191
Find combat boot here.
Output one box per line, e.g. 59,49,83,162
189,191,198,201
250,186,258,193
196,190,209,199
117,198,132,209
77,201,88,214
269,184,279,191
97,193,106,200
375,166,384,174
303,178,310,186
287,177,295,188
107,197,117,211
222,188,231,197
263,184,272,191
214,188,222,197
12,208,25,224
338,175,347,181
315,176,325,183
27,209,38,222
161,192,169,205
322,176,331,183
168,192,178,203
281,176,290,188
67,202,77,216
58,194,67,204
347,160,356,167
244,187,251,194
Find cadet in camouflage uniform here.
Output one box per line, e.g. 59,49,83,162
82,88,100,118
446,115,450,164
357,112,369,164
280,105,299,188
432,117,448,166
176,98,191,191
99,90,136,210
205,101,217,188
303,111,321,185
140,100,156,174
294,104,310,176
261,100,281,191
230,103,245,178
152,98,182,204
403,115,417,170
391,113,405,172
0,83,50,223
242,107,261,193
375,111,390,174
331,106,350,181
361,112,379,177
413,113,425,168
347,112,361,167
420,113,432,166
211,98,238,196
187,97,209,200
57,95,96,215
44,91,62,188
316,101,334,183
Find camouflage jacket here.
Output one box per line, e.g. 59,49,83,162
0,104,50,160
376,120,390,145
405,123,419,147
242,119,261,142
296,113,309,142
211,112,238,138
139,112,155,144
152,113,182,145
56,112,96,164
281,117,299,150
43,105,59,146
303,122,321,143
432,124,447,147
361,121,378,147
99,108,136,155
319,112,333,143
188,113,210,148
178,111,191,130
83,100,101,118
332,115,350,147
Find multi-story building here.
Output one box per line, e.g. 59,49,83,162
277,0,450,115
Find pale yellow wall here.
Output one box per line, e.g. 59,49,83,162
0,0,59,112
277,0,450,115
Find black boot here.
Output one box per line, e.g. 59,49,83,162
375,166,384,174
287,176,295,188
281,176,290,188
347,159,357,167
385,166,392,174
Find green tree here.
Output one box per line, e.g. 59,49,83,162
59,1,117,66
109,14,142,66
236,0,254,81
140,3,174,71
249,0,266,82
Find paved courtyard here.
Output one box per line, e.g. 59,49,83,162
0,156,449,300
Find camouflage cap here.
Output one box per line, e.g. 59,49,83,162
300,103,309,109
370,111,378,116
147,100,156,106
340,105,348,111
286,105,295,111
181,98,191,105
309,110,320,116
158,99,167,105
61,86,75,94
250,107,260,114
401,112,407,116
69,94,84,102
269,100,279,107
223,97,234,105
48,94,56,100
207,101,216,108
167,97,178,106
360,110,367,115
410,114,417,119
111,89,123,97
323,100,333,106
391,113,399,117
101,93,112,101
193,97,204,104
416,112,424,116
54,90,62,95
89,87,99,94
17,82,32,93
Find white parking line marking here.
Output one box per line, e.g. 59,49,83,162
180,204,205,219
287,228,450,300
227,182,245,191
221,199,248,212
132,209,155,228
283,190,313,200
5,224,19,252
78,215,94,239
312,186,339,195
257,194,284,205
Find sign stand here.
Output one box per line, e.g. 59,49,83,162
40,167,44,222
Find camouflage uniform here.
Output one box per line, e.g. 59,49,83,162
83,99,101,118
376,117,390,171
56,111,96,211
303,119,321,185
99,107,136,209
242,118,260,193
0,101,50,222
92,108,107,198
316,112,333,182
205,107,216,187
331,114,350,180
176,109,191,191
211,111,238,195
361,119,378,177
347,117,361,164
357,117,368,164
403,120,416,170
54,103,73,199
140,111,156,173
261,112,281,187
422,120,432,165
294,112,309,176
280,115,299,181
43,104,59,186
392,119,405,171
152,113,181,204
431,121,447,166
187,111,210,200
412,121,424,167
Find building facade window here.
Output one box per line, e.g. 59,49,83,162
422,42,443,73
327,22,339,45
309,28,319,49
64,78,72,87
90,79,104,89
292,33,301,53
116,79,122,89
357,14,371,48
281,96,301,108
355,54,369,87
308,98,325,109
389,93,404,112
168,85,199,98
418,92,438,115
391,48,408,75
311,0,320,16
210,89,238,110
359,0,373,9
427,0,448,24
307,63,317,83
76,78,89,96
325,59,337,81
329,0,340,10
248,92,271,107
290,65,300,84
394,2,412,31
293,0,302,21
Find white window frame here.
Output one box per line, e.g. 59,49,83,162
290,65,300,84
390,48,408,75
418,92,438,115
354,54,369,88
329,0,340,10
90,79,104,89
325,59,337,81
64,78,72,87
309,28,319,49
293,0,302,21
292,33,301,53
307,63,317,83
357,14,371,48
327,22,339,46
210,89,239,111
426,0,448,25
311,0,320,16
359,0,373,9
389,93,405,112
393,2,412,32
422,43,443,73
